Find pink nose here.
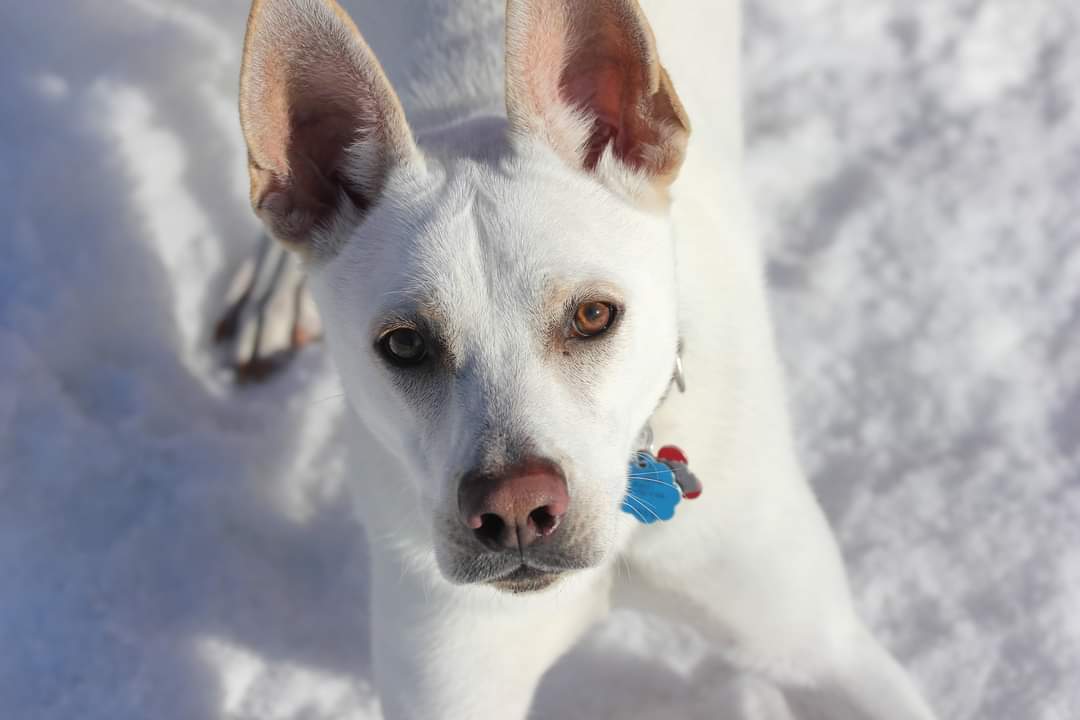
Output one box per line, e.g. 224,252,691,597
458,457,570,551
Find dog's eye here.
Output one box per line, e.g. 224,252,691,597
380,328,428,366
572,301,616,338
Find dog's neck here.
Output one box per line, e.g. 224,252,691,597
647,158,805,496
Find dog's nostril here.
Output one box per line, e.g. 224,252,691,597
474,513,506,545
459,457,569,550
529,506,560,537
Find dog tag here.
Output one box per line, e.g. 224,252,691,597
622,451,682,523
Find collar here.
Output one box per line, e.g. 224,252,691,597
622,351,702,524
635,351,686,454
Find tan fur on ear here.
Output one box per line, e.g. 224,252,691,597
505,0,690,198
240,0,416,253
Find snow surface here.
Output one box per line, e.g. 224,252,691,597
2,1,1078,718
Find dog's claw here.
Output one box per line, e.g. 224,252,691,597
213,235,322,383
213,294,248,344
291,325,317,349
234,351,296,384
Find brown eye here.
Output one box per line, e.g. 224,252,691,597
572,301,616,338
380,328,427,366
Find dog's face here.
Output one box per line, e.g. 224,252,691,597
311,134,680,589
239,0,689,592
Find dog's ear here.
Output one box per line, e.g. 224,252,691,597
239,0,417,250
505,0,690,197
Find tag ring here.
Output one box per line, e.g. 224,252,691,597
673,355,686,394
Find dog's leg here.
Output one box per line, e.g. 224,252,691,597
781,625,938,720
367,549,611,720
617,482,936,720
213,235,322,382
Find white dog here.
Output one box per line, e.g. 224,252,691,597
229,0,938,717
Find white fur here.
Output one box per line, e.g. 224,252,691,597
240,1,938,718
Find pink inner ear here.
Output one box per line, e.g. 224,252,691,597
564,63,629,170
506,0,689,187
240,0,418,246
287,97,373,213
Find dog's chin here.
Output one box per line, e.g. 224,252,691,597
488,565,564,594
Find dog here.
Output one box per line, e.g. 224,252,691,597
225,0,939,717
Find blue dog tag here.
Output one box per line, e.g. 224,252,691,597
622,451,682,523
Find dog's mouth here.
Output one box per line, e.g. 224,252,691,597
435,503,611,591
444,541,602,592
487,564,563,594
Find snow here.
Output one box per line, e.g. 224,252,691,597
2,1,1078,718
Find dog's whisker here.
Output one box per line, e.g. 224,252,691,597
307,391,346,407
619,552,634,585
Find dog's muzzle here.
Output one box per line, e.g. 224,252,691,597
446,456,595,592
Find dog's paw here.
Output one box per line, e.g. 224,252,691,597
213,236,322,383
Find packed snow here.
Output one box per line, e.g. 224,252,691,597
2,1,1078,718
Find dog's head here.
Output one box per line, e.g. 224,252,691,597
239,0,690,592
